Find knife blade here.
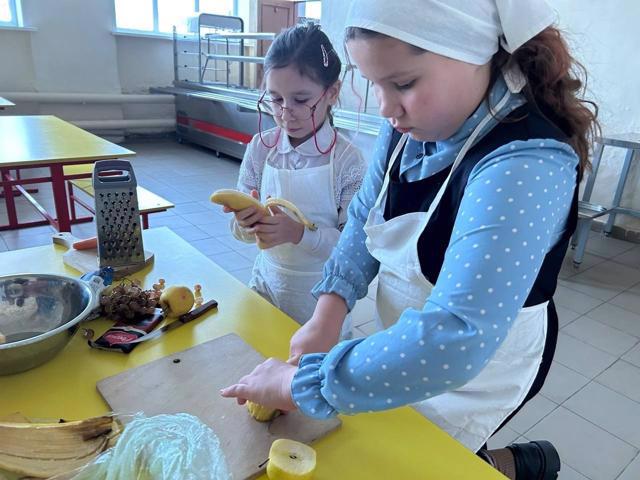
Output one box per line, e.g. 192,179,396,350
128,299,218,344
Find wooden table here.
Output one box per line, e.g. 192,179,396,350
0,97,15,110
0,115,134,232
0,228,504,479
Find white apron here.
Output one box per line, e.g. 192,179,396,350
250,134,352,337
364,88,547,452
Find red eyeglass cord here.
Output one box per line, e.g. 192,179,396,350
258,108,336,154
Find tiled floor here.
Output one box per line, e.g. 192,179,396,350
3,138,640,479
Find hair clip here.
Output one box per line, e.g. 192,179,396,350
321,44,329,67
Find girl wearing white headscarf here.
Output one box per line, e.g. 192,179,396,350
222,2,598,478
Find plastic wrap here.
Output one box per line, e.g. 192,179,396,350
69,413,230,480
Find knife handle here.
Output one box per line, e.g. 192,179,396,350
178,299,218,324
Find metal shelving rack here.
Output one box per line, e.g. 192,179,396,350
163,13,382,160
173,13,274,89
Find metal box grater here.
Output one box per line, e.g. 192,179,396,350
93,160,145,269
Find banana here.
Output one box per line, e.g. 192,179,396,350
210,189,318,231
210,189,267,213
246,401,280,422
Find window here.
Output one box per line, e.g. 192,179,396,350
0,0,22,27
115,0,239,35
198,0,234,17
296,1,321,24
302,1,321,21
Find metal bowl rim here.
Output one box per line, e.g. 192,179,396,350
0,272,95,350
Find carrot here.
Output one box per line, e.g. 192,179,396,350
72,236,98,250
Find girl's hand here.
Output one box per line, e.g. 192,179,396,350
289,294,348,364
223,189,266,228
289,315,342,364
220,358,298,411
249,205,304,248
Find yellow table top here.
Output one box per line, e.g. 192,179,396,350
0,115,134,167
0,228,503,479
0,97,15,108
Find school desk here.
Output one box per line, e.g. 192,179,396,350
0,115,134,232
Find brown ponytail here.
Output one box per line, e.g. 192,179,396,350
492,27,600,179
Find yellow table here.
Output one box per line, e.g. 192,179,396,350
0,97,15,110
0,228,503,479
0,115,134,232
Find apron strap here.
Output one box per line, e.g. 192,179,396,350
371,133,409,212
421,87,513,222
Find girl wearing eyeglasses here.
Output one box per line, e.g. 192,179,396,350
224,23,365,333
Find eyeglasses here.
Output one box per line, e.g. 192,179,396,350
256,88,337,154
257,89,329,120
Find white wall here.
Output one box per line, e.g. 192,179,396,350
550,0,640,230
0,29,36,91
0,0,174,128
23,0,121,93
116,36,174,94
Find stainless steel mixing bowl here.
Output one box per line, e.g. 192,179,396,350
0,273,104,375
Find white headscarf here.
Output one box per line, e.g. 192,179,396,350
344,0,557,65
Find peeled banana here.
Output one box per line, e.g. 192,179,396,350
0,415,119,478
246,401,280,422
210,189,318,231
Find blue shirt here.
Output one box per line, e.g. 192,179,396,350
291,76,578,419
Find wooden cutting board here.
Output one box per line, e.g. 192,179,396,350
97,334,341,479
52,232,153,279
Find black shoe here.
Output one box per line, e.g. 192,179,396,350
507,440,561,480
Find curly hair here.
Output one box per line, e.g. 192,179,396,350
491,27,600,179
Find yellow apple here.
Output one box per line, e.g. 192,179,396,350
266,439,316,480
159,285,194,317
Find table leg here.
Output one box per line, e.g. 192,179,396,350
0,170,39,199
604,149,636,235
0,167,19,228
582,142,604,202
50,163,71,232
67,180,78,222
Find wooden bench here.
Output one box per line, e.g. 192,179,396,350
64,164,174,229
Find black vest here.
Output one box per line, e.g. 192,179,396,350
383,105,578,307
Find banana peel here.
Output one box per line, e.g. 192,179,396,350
246,401,280,422
0,415,120,478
